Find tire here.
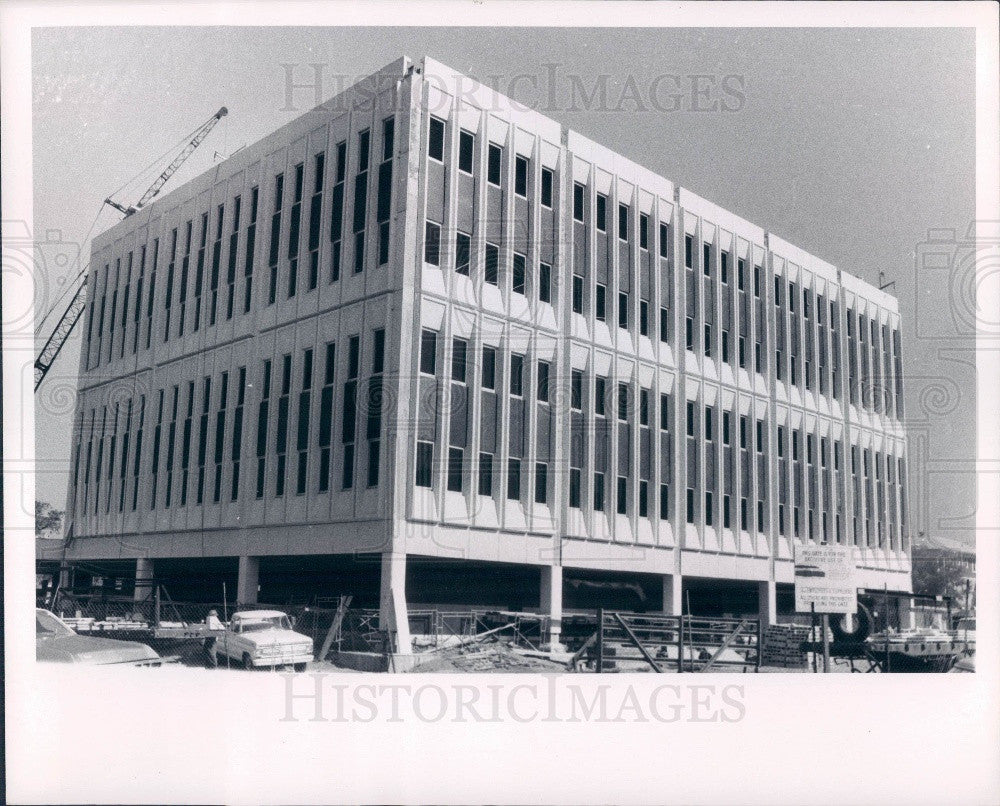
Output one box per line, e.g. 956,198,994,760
831,602,873,643
242,653,254,671
294,662,307,672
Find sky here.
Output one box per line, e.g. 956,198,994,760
31,26,976,546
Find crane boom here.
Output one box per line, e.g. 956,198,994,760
36,105,228,392
34,278,87,391
104,106,228,217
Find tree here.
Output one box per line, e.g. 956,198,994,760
35,500,64,539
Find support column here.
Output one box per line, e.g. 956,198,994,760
237,556,260,606
540,565,564,651
661,574,683,616
134,558,154,603
379,552,412,655
758,579,777,627
898,594,916,631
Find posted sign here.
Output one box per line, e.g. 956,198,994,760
794,545,857,614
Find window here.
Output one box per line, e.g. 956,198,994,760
317,343,336,492
684,235,693,268
686,488,695,523
458,130,474,174
703,243,711,276
659,223,669,259
618,292,629,330
540,167,553,207
482,346,496,390
722,330,730,363
571,370,583,410
704,407,713,440
569,468,581,508
704,323,712,356
595,284,607,321
573,183,585,222
617,383,629,422
514,155,528,197
594,473,605,511
685,317,693,349
428,117,445,162
512,252,526,294
420,329,437,375
415,441,433,487
367,440,380,488
618,203,629,241
596,194,607,232
447,447,464,492
660,483,670,520
478,453,493,496
738,336,746,368
572,276,584,313
595,378,606,416
537,361,550,402
660,394,670,430
720,252,729,284
756,420,764,453
660,308,669,343
723,411,731,445
451,338,467,383
507,458,521,500
737,258,745,290
455,232,471,276
724,495,731,528
639,389,649,426
617,476,628,514
639,300,649,337
485,243,499,285
686,401,694,437
705,491,713,526
424,220,441,265
534,463,548,504
509,354,524,397
639,213,649,250
754,265,761,297
538,262,551,304
487,143,502,186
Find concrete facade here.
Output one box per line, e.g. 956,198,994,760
65,56,912,651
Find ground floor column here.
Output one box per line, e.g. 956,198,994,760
897,594,916,631
134,558,154,603
237,556,260,606
758,579,777,627
379,552,412,655
661,574,683,615
540,565,564,651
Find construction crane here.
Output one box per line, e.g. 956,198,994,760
34,106,228,391
104,106,227,216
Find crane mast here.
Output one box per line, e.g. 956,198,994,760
35,106,228,392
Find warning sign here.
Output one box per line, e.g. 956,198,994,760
794,545,857,614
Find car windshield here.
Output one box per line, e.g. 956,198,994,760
239,615,290,632
36,610,74,637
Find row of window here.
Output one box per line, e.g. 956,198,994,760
72,327,389,519
84,117,396,372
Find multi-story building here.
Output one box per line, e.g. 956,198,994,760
64,56,912,651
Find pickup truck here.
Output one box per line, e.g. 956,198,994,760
209,610,313,671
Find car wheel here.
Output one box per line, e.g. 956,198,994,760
242,653,254,671
294,662,307,672
831,602,873,643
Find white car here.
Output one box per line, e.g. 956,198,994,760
210,610,313,671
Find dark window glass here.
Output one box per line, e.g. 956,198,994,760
451,338,467,383
572,276,584,313
514,155,528,197
573,183,585,222
455,232,471,276
534,462,547,504
415,441,433,487
540,168,553,207
537,361,550,402
428,117,445,161
458,130,474,173
618,203,629,241
424,220,441,265
482,346,496,390
420,329,437,375
447,447,463,492
488,143,502,186
509,354,524,397
596,194,607,231
478,453,493,496
538,262,551,303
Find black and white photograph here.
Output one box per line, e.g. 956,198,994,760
4,2,999,803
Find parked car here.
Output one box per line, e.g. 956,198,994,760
209,610,313,671
949,654,975,673
36,608,165,666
